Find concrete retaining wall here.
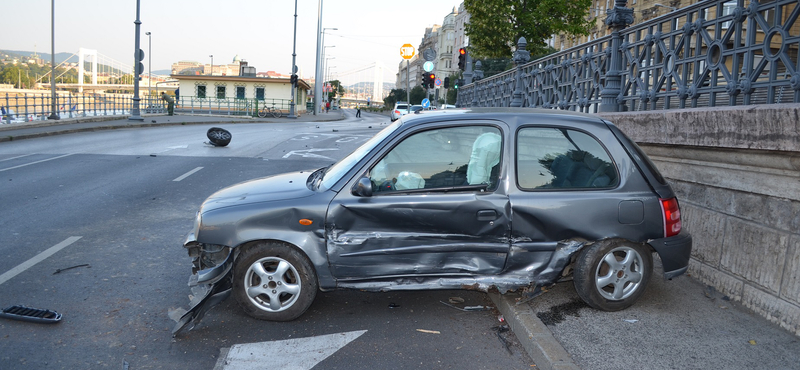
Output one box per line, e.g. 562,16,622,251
599,105,800,336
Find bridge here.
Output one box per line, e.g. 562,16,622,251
329,62,386,107
36,47,175,93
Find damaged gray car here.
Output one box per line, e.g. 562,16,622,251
173,108,692,334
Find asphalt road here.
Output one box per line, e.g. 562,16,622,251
0,111,534,369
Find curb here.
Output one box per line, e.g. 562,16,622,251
488,292,580,370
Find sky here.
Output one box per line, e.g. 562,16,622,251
2,0,462,86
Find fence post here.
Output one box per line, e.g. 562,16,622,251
600,0,633,112
510,37,531,108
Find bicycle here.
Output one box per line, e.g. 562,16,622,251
258,104,282,118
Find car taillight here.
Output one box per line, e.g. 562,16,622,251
394,110,400,114
660,198,682,238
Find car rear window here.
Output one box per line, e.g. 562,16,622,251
396,105,408,110
516,127,618,190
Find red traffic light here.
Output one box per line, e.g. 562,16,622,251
459,48,466,55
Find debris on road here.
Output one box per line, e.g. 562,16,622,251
0,305,62,323
439,300,489,311
623,319,639,323
493,325,513,354
416,329,441,334
53,263,90,274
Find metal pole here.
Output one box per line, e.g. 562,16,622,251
288,0,299,119
48,0,58,120
406,60,410,113
209,55,213,75
313,0,323,115
146,32,151,105
129,0,143,121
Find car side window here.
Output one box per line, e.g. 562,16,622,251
370,126,503,193
516,127,618,190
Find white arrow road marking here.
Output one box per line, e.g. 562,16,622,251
0,236,82,286
217,330,367,370
282,148,339,160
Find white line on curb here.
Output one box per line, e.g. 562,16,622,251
0,236,82,286
173,167,203,182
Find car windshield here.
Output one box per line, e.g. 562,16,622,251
319,120,403,190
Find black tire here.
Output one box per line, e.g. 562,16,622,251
258,108,268,118
207,127,232,147
271,109,281,118
573,240,652,311
233,242,318,321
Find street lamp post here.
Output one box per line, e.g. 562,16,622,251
209,55,213,76
288,0,299,119
146,31,151,108
48,0,59,120
324,56,335,104
314,24,337,114
129,0,144,121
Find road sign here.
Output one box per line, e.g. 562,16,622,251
423,61,434,72
435,78,442,87
423,48,436,61
400,44,415,60
421,98,430,109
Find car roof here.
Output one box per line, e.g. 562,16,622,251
397,107,608,130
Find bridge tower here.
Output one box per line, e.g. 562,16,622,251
78,48,98,93
372,62,384,104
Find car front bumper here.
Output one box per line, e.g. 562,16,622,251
648,231,692,279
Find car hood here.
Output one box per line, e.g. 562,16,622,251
200,171,315,213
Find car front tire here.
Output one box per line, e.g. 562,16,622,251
573,240,652,311
233,242,318,321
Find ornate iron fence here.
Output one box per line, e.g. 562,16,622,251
457,0,800,112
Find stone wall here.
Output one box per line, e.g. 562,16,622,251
599,105,800,336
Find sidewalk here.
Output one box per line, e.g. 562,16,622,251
0,110,345,142
490,259,800,370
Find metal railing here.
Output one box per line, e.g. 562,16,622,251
1,92,136,124
457,0,800,112
176,97,292,117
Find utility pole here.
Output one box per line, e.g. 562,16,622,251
288,0,299,119
48,0,59,120
129,0,144,121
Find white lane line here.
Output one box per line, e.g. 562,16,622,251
0,154,35,162
0,236,82,286
0,153,75,172
173,166,204,182
220,330,367,370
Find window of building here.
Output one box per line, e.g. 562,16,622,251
197,85,206,98
216,85,226,99
236,86,245,99
255,87,265,100
516,127,618,190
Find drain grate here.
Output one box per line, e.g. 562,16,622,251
0,305,62,324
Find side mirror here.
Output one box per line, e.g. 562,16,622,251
352,177,373,197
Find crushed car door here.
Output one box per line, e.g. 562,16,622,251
326,124,511,279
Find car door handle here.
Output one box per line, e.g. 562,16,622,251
476,210,497,221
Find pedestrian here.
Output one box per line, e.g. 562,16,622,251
356,106,361,118
175,88,180,107
161,92,175,116
325,101,330,113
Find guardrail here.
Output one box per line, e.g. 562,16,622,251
457,0,800,112
1,92,295,123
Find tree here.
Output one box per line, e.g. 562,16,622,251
326,80,346,102
383,88,407,109
409,86,427,105
464,0,592,59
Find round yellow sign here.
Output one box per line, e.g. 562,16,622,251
400,44,415,60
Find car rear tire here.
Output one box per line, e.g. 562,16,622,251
233,242,318,321
573,240,652,311
207,127,232,147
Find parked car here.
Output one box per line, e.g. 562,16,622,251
410,105,424,114
390,102,410,121
173,108,692,334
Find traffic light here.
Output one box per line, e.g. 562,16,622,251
428,73,435,88
444,77,450,89
458,48,466,71
290,74,298,85
420,72,427,86
454,79,459,89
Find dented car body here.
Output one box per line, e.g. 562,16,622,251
174,108,692,334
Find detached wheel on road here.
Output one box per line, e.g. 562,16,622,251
573,240,652,311
233,242,318,321
207,127,232,147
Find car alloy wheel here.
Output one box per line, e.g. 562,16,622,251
573,240,652,311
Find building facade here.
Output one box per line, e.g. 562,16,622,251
172,74,310,114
